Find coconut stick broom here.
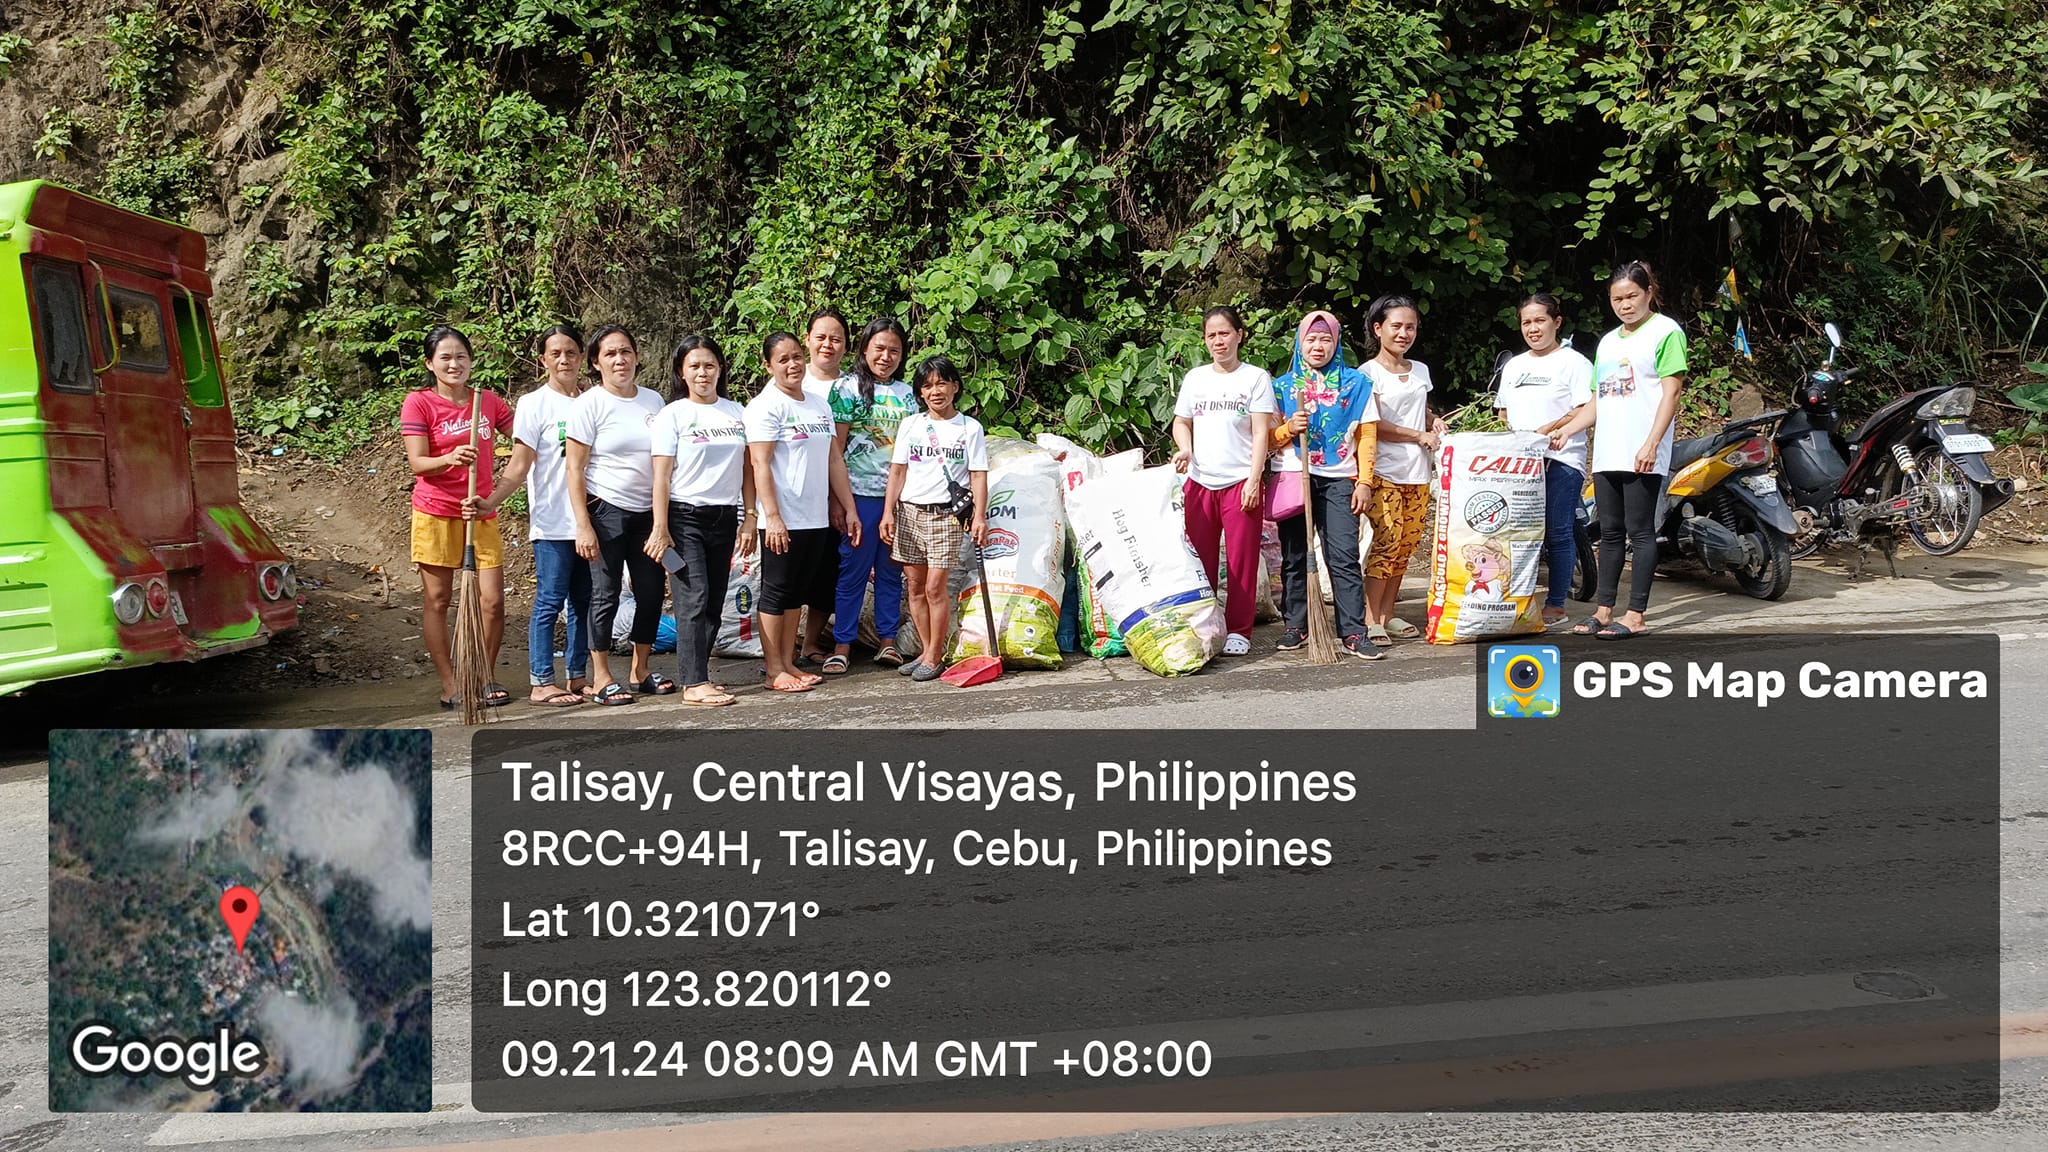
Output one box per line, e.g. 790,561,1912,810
455,385,491,725
1294,389,1341,665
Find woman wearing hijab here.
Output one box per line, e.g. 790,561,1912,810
1265,310,1381,660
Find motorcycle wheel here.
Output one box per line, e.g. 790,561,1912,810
1897,445,1982,556
1728,509,1794,601
1571,520,1598,602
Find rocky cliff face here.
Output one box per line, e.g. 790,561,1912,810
1,1,309,377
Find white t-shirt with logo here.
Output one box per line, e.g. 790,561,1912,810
651,397,748,508
1590,313,1689,476
1173,362,1277,490
890,412,989,504
1364,360,1435,485
744,385,838,530
512,385,581,540
804,368,845,402
567,384,664,513
1496,347,1595,476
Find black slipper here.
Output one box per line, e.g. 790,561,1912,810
1596,622,1642,640
1571,615,1606,636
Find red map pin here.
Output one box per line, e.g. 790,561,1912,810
220,886,260,954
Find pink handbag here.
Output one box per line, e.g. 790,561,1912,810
1264,469,1305,521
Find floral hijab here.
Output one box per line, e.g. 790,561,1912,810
1271,310,1376,470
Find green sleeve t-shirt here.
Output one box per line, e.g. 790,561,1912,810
1589,312,1688,475
830,378,917,498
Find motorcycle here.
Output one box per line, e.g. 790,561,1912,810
1775,322,2016,568
1653,413,1800,599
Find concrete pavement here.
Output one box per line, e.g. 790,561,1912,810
3,547,2046,1151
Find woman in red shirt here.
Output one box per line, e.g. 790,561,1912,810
400,326,515,709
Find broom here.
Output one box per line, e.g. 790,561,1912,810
454,385,491,725
1294,391,1341,665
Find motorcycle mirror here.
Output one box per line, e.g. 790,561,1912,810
1824,322,1842,349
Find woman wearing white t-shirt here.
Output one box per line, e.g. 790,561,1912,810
477,324,588,705
1170,306,1273,656
747,330,858,694
1361,294,1447,648
793,307,852,665
565,325,669,705
880,356,989,682
643,334,754,708
1550,261,1687,640
1493,293,1595,627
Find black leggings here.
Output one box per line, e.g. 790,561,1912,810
1594,471,1662,614
586,496,664,651
668,503,738,686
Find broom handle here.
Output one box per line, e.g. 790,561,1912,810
462,386,482,570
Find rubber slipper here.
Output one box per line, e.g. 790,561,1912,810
483,682,513,706
820,654,850,675
529,688,582,707
794,652,827,670
1541,608,1570,627
767,673,815,693
1386,618,1421,640
438,695,462,710
1571,615,1606,636
874,645,905,668
1366,625,1394,648
634,673,678,695
680,690,737,707
1596,622,1643,640
591,683,636,705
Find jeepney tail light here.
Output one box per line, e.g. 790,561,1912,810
112,583,146,625
145,578,170,618
259,565,285,600
282,563,299,599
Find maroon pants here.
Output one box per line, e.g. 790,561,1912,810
1183,477,1263,637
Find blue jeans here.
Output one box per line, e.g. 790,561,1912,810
1544,462,1584,608
528,539,591,686
834,494,903,645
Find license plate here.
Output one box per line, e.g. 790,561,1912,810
169,592,188,625
1939,430,1993,455
1740,474,1778,497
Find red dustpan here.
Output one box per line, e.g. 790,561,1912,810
941,539,1004,687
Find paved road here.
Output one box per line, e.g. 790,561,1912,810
2,548,2045,1151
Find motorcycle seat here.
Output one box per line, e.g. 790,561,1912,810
1669,435,1719,472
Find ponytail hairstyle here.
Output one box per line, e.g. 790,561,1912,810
1518,293,1564,322
1202,304,1247,333
422,325,472,363
583,324,637,378
1359,294,1420,358
852,316,910,407
669,333,728,402
1609,260,1663,309
911,354,964,411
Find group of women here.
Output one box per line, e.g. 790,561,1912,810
402,311,990,708
401,259,1685,707
1171,259,1684,658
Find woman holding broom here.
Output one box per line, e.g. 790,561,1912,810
1266,310,1381,661
401,326,515,709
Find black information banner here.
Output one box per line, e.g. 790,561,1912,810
471,634,1999,1112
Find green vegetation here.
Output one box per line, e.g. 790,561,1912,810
15,0,2047,456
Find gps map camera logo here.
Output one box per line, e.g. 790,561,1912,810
1488,644,1561,718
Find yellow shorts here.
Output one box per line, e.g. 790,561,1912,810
1365,481,1431,579
411,509,505,570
